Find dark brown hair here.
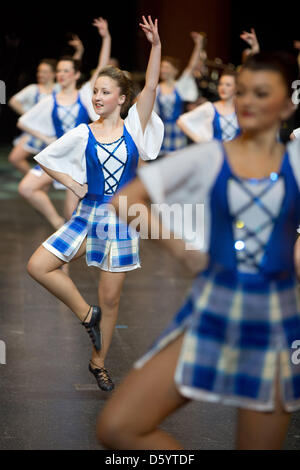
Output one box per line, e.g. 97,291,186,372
57,56,81,73
97,66,133,117
241,52,299,97
220,69,237,80
39,58,57,72
162,56,181,73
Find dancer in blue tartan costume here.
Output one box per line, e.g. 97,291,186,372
27,16,164,392
97,52,300,450
177,69,240,143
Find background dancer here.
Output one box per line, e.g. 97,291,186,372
177,69,239,143
155,32,203,155
17,17,111,227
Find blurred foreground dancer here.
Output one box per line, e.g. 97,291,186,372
27,16,164,391
97,52,300,450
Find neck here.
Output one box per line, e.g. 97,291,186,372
238,126,281,154
96,109,123,129
61,83,77,94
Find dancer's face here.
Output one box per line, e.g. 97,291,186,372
235,69,294,132
37,63,55,85
218,75,236,101
56,61,79,88
93,76,125,116
160,61,178,81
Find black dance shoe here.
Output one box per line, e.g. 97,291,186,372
89,361,114,392
81,306,102,351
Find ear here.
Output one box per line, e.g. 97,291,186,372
118,94,126,106
75,71,81,81
280,99,297,121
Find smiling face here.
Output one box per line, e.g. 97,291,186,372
218,75,236,101
235,69,294,133
93,76,126,117
37,63,55,85
56,60,79,88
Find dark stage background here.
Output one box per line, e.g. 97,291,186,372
0,0,299,142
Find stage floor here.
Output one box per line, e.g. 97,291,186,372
0,145,299,450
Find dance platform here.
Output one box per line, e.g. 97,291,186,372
0,145,300,450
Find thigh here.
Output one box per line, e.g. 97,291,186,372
29,239,87,273
9,143,31,160
19,171,52,192
98,334,189,434
236,371,292,450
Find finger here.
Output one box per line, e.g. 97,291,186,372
148,15,154,28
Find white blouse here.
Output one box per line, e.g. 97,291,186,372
178,101,216,142
34,103,164,184
18,82,98,137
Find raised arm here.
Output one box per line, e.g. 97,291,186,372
136,16,161,133
69,34,85,62
240,28,260,60
89,17,111,89
184,32,205,74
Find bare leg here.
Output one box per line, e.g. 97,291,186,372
236,370,291,450
8,139,32,175
63,189,80,221
19,172,64,229
97,334,189,449
91,270,126,367
27,241,90,321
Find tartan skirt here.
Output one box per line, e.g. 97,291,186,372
135,268,300,411
43,196,140,272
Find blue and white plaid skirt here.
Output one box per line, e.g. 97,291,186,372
161,121,187,154
43,196,140,272
135,268,300,411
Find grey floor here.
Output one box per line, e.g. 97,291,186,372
0,145,299,450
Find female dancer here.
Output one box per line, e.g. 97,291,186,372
177,69,240,143
97,52,300,450
17,17,111,226
26,16,164,391
8,59,58,175
155,32,202,155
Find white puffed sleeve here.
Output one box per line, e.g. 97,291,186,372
124,103,164,161
137,141,223,250
176,71,198,102
293,127,300,139
79,82,99,121
34,124,89,184
179,101,215,142
18,96,56,137
13,84,39,111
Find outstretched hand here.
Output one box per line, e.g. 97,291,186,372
68,34,84,52
190,31,205,48
92,17,110,38
139,16,160,46
240,28,260,53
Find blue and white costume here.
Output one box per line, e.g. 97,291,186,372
12,83,60,154
19,82,98,188
179,101,240,142
155,72,198,154
135,139,300,412
34,103,164,272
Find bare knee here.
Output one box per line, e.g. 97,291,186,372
99,286,121,310
97,409,132,449
27,252,46,280
18,180,33,199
